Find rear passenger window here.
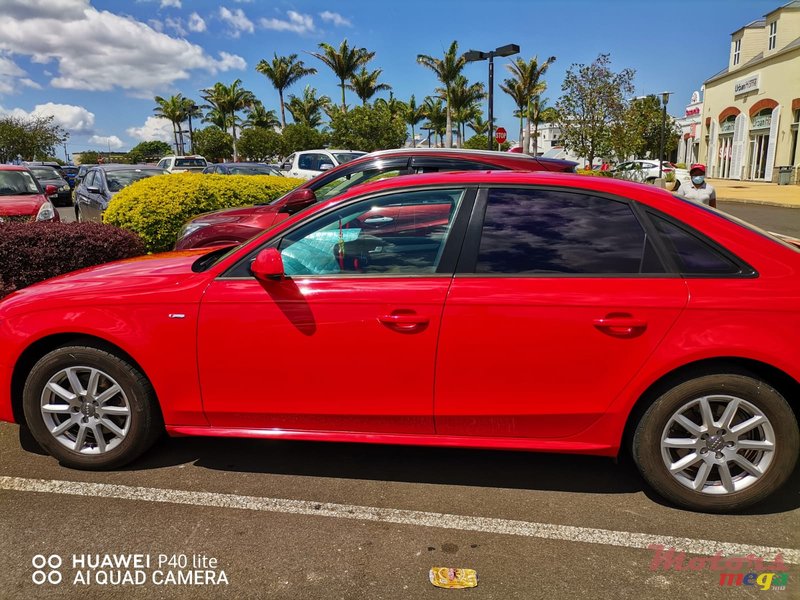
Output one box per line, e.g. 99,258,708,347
649,213,744,275
476,188,662,275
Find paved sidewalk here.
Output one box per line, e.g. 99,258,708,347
708,178,800,207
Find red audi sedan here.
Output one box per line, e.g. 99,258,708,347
174,148,576,249
0,165,60,222
1,171,798,512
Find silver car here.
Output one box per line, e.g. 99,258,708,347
74,165,167,222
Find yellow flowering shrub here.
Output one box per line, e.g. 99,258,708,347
104,173,302,252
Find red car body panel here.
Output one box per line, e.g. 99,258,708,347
1,171,799,460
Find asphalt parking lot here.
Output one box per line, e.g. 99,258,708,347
0,422,798,599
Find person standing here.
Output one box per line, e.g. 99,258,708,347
676,163,716,208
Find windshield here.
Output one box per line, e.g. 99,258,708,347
0,170,41,196
314,167,403,202
106,169,167,192
176,158,207,168
28,166,60,180
228,165,281,176
331,152,365,164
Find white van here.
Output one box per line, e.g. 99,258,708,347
156,155,208,174
280,149,366,180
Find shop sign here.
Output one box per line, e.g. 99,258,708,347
685,107,701,117
752,113,772,129
734,74,759,95
720,120,736,133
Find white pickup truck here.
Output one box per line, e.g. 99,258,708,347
280,149,366,180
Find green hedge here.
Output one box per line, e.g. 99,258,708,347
104,173,302,253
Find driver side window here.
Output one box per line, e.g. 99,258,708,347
277,188,465,276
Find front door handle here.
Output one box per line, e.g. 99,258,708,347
379,312,429,333
364,216,394,224
593,314,647,338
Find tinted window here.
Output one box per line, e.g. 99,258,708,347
412,157,503,173
278,188,464,276
476,188,653,275
313,166,406,202
83,171,96,187
175,158,207,167
298,153,331,171
649,213,743,275
105,169,165,192
0,170,40,195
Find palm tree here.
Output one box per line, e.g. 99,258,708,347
374,92,407,121
502,55,556,153
286,85,331,128
243,100,280,129
417,41,465,148
200,79,255,160
403,95,425,147
153,94,187,154
447,75,485,147
468,113,492,137
500,78,527,150
528,95,558,156
346,67,391,105
180,98,202,154
422,96,447,147
310,40,374,112
255,53,317,129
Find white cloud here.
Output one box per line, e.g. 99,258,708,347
160,0,181,8
0,2,246,96
0,52,41,95
216,51,246,71
89,134,124,150
219,7,254,37
148,19,164,32
319,11,351,27
126,116,175,143
165,16,186,36
20,78,42,89
187,12,206,33
0,102,95,133
260,10,315,34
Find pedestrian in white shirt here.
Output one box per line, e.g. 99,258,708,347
676,163,716,208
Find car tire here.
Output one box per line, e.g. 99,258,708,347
632,373,798,512
22,345,162,470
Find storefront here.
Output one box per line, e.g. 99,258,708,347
676,91,703,166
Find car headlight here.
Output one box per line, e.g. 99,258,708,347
178,221,211,240
36,201,56,221
60,184,70,192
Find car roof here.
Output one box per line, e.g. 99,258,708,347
319,169,673,207
0,165,30,172
92,164,164,171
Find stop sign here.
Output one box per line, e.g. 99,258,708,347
495,127,507,144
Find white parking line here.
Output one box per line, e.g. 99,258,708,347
1,475,798,563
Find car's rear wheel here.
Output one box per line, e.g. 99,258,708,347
23,346,162,470
633,374,798,512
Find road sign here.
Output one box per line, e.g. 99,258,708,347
495,127,507,144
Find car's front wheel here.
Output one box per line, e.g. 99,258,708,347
633,373,798,512
23,345,162,470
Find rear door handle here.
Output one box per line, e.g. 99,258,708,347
379,312,429,333
593,315,647,338
364,216,394,224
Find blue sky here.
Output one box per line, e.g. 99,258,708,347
0,0,784,157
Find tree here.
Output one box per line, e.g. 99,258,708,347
467,113,492,137
243,101,280,129
421,97,447,146
501,55,556,153
153,94,188,153
417,41,465,148
463,135,510,151
346,67,391,105
238,127,283,162
281,123,327,155
127,140,171,164
192,126,233,162
200,80,256,160
374,93,406,121
500,77,527,149
609,95,680,162
286,86,331,128
556,53,635,167
77,150,102,164
328,104,406,153
528,95,558,155
310,40,374,112
0,114,67,163
255,53,317,129
403,95,425,147
447,75,484,147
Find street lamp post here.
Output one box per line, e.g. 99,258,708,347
658,91,673,180
463,44,520,151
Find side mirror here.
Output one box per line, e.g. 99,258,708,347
86,186,101,194
319,163,333,171
281,162,292,171
279,187,316,214
44,184,57,196
251,248,285,281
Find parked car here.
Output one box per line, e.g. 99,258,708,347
72,164,97,204
3,170,798,512
73,165,167,222
203,162,284,176
613,159,674,184
280,149,366,180
0,165,59,222
26,165,71,207
175,148,578,249
156,155,208,174
61,165,79,189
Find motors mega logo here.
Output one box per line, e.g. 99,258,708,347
648,545,789,591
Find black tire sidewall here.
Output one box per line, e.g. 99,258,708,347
633,374,799,512
22,346,157,470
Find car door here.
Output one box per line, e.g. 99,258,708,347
197,186,474,433
86,170,107,221
434,186,688,439
75,170,95,220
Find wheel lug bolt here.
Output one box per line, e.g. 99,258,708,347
715,452,724,459
700,448,708,454
725,441,735,447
